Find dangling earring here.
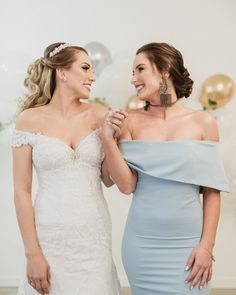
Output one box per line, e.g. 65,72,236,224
159,76,172,106
63,76,67,82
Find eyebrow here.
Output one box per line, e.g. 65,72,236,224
136,63,146,69
80,62,92,67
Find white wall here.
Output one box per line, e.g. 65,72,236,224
0,0,236,288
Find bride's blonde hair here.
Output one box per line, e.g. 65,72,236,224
20,42,87,112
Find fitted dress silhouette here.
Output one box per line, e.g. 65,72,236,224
120,139,229,295
12,128,120,295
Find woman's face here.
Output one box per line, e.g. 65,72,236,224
131,52,162,102
63,51,95,99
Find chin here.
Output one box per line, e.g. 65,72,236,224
137,94,147,101
80,92,90,100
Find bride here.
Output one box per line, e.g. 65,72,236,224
11,42,124,295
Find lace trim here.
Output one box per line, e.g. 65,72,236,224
11,129,36,148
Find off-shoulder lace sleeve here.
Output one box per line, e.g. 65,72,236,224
11,129,36,148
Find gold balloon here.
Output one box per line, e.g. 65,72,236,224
126,95,145,110
198,74,235,110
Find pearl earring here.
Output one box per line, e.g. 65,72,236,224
63,76,67,82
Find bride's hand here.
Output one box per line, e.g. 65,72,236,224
27,252,51,294
102,109,128,139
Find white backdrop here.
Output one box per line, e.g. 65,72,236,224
0,0,236,288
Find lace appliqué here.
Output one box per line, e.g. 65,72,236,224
11,129,36,148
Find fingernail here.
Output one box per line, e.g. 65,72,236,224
185,280,188,284
185,266,190,271
190,286,193,290
199,286,203,290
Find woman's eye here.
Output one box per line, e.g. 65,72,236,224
82,66,89,71
138,67,144,72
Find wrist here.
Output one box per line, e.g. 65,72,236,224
199,240,215,253
198,244,215,262
25,248,41,259
101,134,117,144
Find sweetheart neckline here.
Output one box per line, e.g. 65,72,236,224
14,128,100,152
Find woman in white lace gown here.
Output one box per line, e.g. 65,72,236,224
12,42,122,295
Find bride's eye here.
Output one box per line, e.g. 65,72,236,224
82,66,90,71
138,67,144,72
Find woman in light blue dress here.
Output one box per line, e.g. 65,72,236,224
101,43,229,295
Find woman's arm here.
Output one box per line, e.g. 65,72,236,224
13,114,50,294
101,157,114,187
199,111,221,253
200,188,220,253
101,110,137,195
185,112,221,290
13,144,40,257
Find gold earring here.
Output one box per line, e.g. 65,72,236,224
159,77,171,106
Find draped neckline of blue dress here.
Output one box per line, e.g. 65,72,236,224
119,139,218,145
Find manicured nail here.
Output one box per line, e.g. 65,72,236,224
185,266,190,271
185,280,188,283
199,286,203,290
190,286,193,290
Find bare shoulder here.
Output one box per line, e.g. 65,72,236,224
192,110,219,141
126,108,145,124
15,107,45,132
118,108,144,140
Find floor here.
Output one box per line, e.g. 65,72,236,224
0,287,235,295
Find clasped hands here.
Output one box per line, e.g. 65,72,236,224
102,108,128,139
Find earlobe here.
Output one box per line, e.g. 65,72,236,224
162,71,170,79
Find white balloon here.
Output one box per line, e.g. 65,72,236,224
84,42,112,77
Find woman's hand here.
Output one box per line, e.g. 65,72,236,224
27,252,51,294
102,109,128,139
185,244,213,290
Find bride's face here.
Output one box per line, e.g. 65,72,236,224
131,52,162,102
62,51,96,99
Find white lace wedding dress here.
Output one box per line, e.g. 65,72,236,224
12,128,121,295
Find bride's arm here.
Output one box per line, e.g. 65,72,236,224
101,157,114,187
13,114,50,294
101,110,137,195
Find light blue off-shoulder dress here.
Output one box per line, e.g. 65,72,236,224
119,140,229,295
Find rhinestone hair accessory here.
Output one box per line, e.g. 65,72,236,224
49,43,72,58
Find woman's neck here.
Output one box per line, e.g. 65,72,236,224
49,88,83,118
145,98,184,120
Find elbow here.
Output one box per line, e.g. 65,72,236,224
118,183,135,195
103,181,114,188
